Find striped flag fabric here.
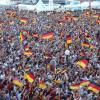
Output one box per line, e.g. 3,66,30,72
66,35,72,44
88,83,100,94
81,42,90,47
38,80,47,89
76,59,88,68
24,72,35,83
69,84,80,90
42,32,54,39
13,77,23,87
80,80,90,87
20,17,28,24
24,51,32,56
20,32,25,43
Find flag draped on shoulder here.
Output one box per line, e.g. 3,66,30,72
76,59,88,68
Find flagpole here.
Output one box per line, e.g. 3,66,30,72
89,0,92,33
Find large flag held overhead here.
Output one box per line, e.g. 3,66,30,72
76,59,88,68
42,32,54,39
13,77,23,87
80,80,90,87
24,72,35,83
88,83,100,94
66,35,72,44
69,84,80,90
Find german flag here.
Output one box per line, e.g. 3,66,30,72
88,83,100,94
76,59,88,68
81,42,90,47
24,45,30,51
32,33,39,38
24,72,35,83
66,35,72,44
24,51,32,56
38,80,47,89
13,77,23,87
80,80,90,87
20,32,25,43
42,32,54,39
20,17,28,24
69,84,80,90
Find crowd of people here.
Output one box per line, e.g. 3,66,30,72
0,6,100,100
